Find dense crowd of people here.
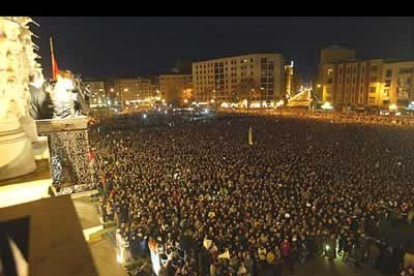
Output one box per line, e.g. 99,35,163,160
90,113,414,276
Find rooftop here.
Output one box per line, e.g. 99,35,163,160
193,52,283,63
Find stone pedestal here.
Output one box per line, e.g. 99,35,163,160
0,196,99,276
0,117,36,181
36,116,94,188
0,135,52,208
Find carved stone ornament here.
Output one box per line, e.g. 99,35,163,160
0,17,41,181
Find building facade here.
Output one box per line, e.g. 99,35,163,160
103,79,122,110
321,59,414,109
381,60,414,108
192,53,285,105
285,61,297,97
320,59,384,108
316,46,356,100
159,74,192,103
115,77,155,107
84,80,107,108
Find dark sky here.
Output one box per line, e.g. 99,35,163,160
33,16,414,81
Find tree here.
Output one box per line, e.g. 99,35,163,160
235,78,261,108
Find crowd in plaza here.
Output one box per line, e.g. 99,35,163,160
90,113,414,276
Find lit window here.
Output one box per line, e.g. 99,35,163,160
327,69,333,75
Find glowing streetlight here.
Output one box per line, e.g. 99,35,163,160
317,84,321,88
116,253,123,264
210,99,215,104
276,99,284,107
184,99,188,104
389,103,398,111
321,102,333,110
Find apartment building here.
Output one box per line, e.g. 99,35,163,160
192,53,285,105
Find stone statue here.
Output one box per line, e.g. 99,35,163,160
248,126,253,146
0,17,40,180
51,71,90,119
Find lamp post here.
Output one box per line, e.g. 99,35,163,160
260,87,265,111
322,101,333,118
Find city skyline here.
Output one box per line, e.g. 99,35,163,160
34,16,414,80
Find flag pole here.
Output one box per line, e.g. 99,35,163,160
49,37,55,80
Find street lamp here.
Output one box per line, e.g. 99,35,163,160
389,103,397,111
321,101,333,118
321,101,333,110
260,87,265,109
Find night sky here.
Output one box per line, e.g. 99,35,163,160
33,17,414,81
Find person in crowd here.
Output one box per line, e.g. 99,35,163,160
368,240,381,267
89,113,414,276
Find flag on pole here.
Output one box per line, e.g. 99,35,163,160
50,37,59,80
52,54,59,80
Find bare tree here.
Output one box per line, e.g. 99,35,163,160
235,78,261,108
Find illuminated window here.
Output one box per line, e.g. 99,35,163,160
385,80,391,87
327,69,333,75
399,68,412,74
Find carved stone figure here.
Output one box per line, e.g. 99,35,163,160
0,17,40,180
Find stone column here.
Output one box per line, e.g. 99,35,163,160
0,17,40,181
